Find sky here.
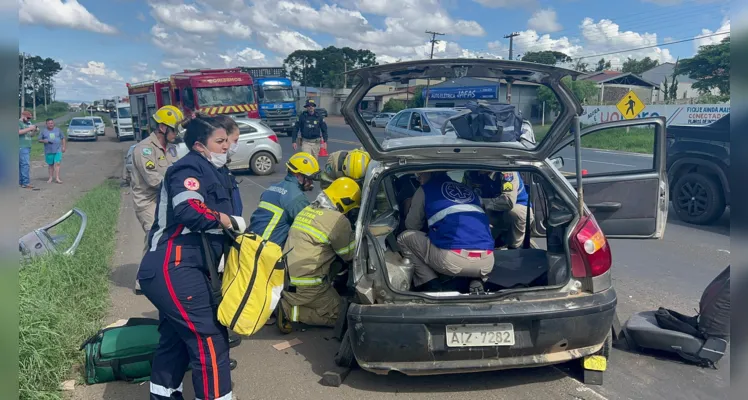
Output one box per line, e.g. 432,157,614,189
18,0,732,102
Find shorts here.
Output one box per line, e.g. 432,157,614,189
45,152,62,165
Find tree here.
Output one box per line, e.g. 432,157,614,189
521,51,572,66
662,78,669,103
537,76,599,111
18,53,62,112
621,57,659,75
283,46,378,89
410,85,425,108
677,36,730,96
594,58,612,72
573,59,589,72
382,98,407,113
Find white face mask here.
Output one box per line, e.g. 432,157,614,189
228,142,239,158
209,152,227,168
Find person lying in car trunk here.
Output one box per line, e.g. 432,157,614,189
397,171,495,292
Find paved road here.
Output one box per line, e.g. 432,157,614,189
76,119,729,399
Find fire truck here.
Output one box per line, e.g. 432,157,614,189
170,68,260,120
127,79,172,141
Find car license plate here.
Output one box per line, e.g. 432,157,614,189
446,323,515,347
276,122,284,126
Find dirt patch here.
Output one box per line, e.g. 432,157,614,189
18,128,132,236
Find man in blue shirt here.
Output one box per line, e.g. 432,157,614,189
39,118,66,184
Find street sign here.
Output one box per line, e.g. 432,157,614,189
616,90,646,120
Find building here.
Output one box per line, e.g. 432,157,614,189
640,62,717,103
579,71,659,105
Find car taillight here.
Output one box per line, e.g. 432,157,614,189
570,213,611,278
268,134,278,143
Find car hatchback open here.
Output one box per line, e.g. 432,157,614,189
332,59,669,384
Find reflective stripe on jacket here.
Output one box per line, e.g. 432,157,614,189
248,174,309,247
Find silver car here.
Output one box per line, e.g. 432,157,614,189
370,112,396,128
67,117,98,141
176,118,282,176
384,107,460,139
91,116,106,136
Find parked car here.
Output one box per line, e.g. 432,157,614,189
176,117,282,176
335,59,669,384
317,108,328,118
370,112,397,128
359,110,377,124
66,117,98,141
666,114,729,225
91,116,105,136
384,107,460,139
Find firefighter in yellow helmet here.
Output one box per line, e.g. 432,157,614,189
131,105,184,293
277,177,361,332
319,148,371,189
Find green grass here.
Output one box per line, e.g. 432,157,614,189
18,179,122,400
30,102,71,124
533,124,654,154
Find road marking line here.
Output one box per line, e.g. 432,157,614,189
718,249,730,254
591,149,653,158
327,138,360,145
566,157,637,168
242,177,267,190
575,385,610,400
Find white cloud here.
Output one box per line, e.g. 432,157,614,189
528,9,562,33
55,61,125,100
79,61,123,81
133,62,149,73
577,18,674,65
270,1,371,36
694,19,730,52
472,0,535,8
19,0,117,34
149,2,252,39
258,31,322,55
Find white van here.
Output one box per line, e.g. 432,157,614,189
113,103,134,142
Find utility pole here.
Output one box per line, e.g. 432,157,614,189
504,32,519,103
343,59,347,89
20,52,26,116
423,30,445,108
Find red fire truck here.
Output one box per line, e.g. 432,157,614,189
170,68,260,120
126,79,173,141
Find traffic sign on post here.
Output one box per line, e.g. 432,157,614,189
616,90,646,120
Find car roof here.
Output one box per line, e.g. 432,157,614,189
399,108,458,113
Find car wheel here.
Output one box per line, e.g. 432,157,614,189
672,172,725,225
250,151,275,176
334,329,357,368
371,121,377,128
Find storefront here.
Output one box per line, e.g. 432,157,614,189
426,84,499,108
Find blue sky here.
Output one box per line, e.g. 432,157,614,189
19,0,731,102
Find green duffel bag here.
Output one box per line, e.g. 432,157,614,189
80,317,160,384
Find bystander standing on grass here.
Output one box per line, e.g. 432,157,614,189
39,118,66,184
19,109,38,189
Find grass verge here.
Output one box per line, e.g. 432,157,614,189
19,179,122,400
533,124,654,154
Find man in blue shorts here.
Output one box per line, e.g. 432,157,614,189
39,118,66,184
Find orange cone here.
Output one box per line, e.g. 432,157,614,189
319,140,329,157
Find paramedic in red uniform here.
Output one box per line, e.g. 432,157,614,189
138,115,246,400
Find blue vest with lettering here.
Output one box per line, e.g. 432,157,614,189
467,172,529,207
422,175,494,250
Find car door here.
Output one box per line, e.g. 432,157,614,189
386,111,411,139
544,117,668,239
230,121,260,168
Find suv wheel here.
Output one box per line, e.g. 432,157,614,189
250,151,275,176
673,172,725,225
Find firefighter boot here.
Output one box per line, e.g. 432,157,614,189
277,304,293,334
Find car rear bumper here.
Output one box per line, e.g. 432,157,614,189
346,287,616,376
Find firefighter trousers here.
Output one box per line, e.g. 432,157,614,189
280,283,341,327
140,264,232,400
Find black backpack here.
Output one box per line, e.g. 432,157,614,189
448,101,523,143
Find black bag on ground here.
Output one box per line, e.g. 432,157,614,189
448,101,523,143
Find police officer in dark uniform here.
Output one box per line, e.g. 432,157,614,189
292,100,328,159
138,115,246,400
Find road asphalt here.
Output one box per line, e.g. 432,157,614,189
73,117,729,400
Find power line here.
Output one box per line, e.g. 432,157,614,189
573,31,730,60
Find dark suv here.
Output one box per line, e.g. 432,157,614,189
666,114,729,225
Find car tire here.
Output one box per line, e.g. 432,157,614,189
672,172,725,225
371,121,377,128
334,329,357,368
250,151,275,176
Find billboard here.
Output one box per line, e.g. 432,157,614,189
581,104,730,126
426,85,498,100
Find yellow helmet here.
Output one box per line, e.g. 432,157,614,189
286,152,321,178
342,149,371,180
153,105,184,129
323,177,361,215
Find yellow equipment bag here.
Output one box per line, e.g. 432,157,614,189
216,233,287,337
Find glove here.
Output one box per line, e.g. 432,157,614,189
228,215,247,233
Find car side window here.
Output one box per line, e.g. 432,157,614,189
239,123,257,134
409,113,422,130
395,112,410,128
